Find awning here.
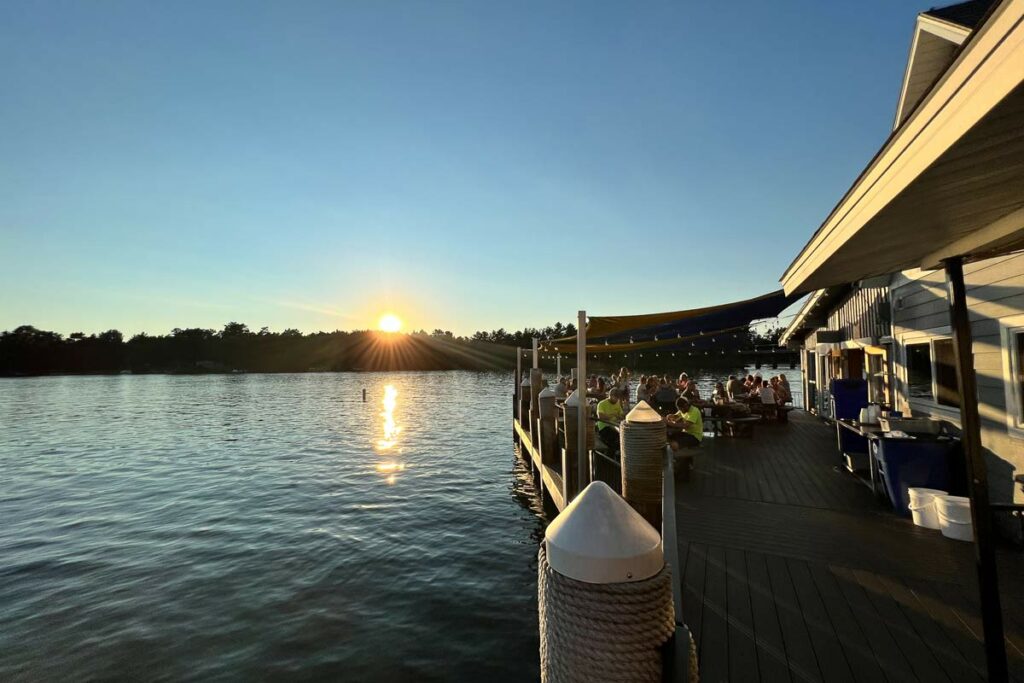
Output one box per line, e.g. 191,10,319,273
540,289,796,354
781,0,1024,294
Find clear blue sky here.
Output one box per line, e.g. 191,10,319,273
1,0,931,336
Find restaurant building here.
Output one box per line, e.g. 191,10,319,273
780,0,1024,516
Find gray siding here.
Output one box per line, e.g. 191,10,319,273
891,253,1024,506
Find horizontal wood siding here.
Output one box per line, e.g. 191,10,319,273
892,252,1024,506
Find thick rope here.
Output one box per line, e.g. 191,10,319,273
619,421,665,528
538,545,675,682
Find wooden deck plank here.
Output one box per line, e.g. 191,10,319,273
785,558,854,683
877,574,984,682
725,548,760,681
934,577,1024,681
829,564,917,682
701,546,730,682
806,563,886,683
849,569,951,682
745,552,792,683
673,411,1024,683
902,577,987,680
764,554,821,682
683,542,707,655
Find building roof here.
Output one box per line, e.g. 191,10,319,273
779,0,1024,295
924,0,999,29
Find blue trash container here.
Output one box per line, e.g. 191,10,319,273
874,436,956,514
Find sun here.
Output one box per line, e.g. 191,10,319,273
378,313,402,333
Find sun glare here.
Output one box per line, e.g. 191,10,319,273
378,314,402,333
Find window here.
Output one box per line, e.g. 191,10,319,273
999,320,1024,437
906,343,933,400
933,338,960,409
904,337,960,409
1012,331,1024,425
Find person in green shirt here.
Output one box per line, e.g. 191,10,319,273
666,396,703,448
596,388,625,453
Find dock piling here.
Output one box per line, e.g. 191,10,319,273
620,401,667,530
538,481,674,682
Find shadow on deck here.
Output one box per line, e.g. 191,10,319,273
676,410,1024,682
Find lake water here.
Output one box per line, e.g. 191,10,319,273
0,365,801,681
0,372,544,681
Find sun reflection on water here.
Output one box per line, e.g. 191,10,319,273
376,385,403,484
377,385,401,451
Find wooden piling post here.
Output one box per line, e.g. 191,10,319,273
576,310,588,497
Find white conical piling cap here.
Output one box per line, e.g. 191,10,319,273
565,388,583,407
626,400,662,423
521,374,531,387
539,386,556,398
544,481,663,583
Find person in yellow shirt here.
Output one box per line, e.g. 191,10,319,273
666,397,703,449
595,388,625,453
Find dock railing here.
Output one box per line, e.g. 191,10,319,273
661,444,691,683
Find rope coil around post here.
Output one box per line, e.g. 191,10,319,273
538,544,674,683
620,401,667,529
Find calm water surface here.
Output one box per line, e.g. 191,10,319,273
0,372,544,681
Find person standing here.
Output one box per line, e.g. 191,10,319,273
635,374,650,404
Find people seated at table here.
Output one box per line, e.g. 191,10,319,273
680,378,701,402
667,397,703,449
757,379,777,404
653,379,679,413
595,388,625,454
595,377,608,397
725,375,744,400
712,382,728,403
676,373,689,391
775,375,792,404
744,374,756,391
554,376,568,399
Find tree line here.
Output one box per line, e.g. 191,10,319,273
0,322,579,376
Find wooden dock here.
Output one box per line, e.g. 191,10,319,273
676,410,1024,682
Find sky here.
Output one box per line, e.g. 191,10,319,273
1,0,935,337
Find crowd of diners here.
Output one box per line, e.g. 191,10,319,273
550,367,793,455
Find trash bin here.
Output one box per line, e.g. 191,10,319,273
875,436,957,514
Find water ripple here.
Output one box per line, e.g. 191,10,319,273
0,371,544,681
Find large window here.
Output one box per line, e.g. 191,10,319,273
905,337,960,409
1013,331,1024,425
933,339,960,408
906,343,933,400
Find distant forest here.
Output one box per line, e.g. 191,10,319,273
0,322,579,376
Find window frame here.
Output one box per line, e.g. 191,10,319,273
999,314,1024,440
899,327,961,421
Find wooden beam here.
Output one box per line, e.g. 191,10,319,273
944,256,1008,682
921,206,1024,269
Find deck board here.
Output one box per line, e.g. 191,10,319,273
675,411,1024,682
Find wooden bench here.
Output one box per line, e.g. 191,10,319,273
723,416,759,438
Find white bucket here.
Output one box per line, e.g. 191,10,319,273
935,495,973,542
907,488,947,529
